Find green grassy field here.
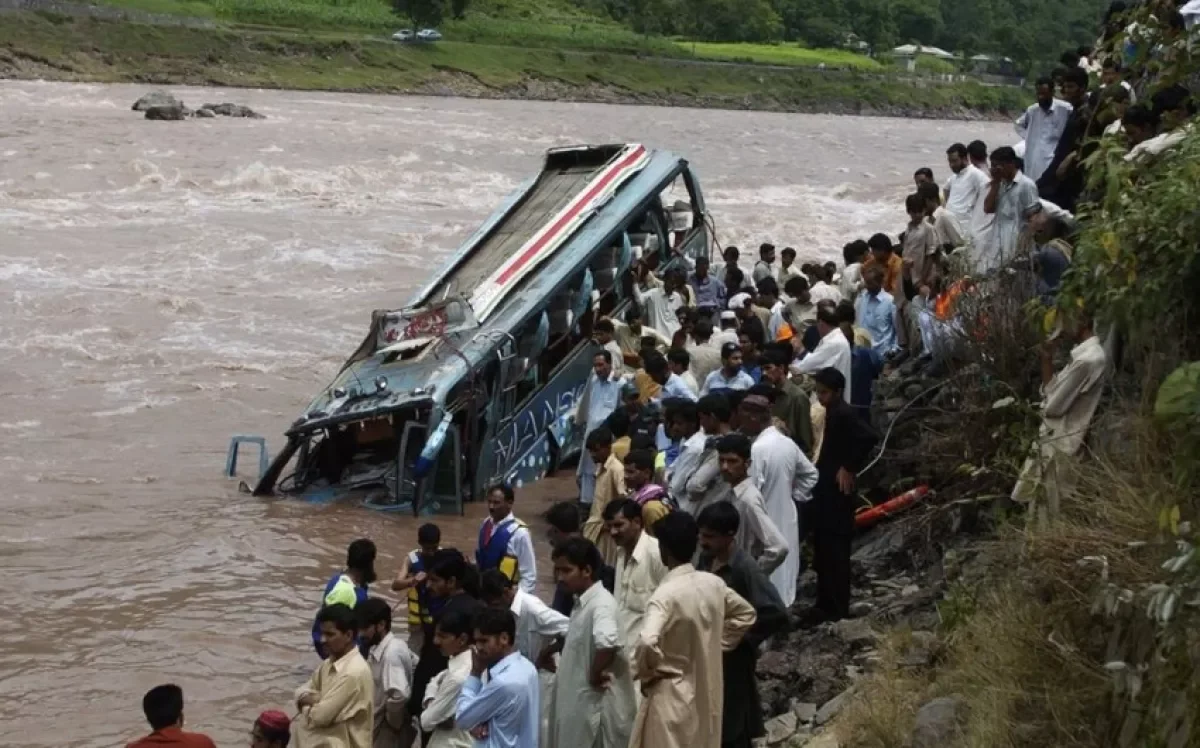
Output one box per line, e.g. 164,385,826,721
681,41,880,70
83,0,908,67
93,0,675,53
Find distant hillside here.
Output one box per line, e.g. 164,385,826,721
88,0,1103,74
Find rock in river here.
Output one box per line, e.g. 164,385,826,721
132,91,182,111
144,105,190,121
199,103,265,119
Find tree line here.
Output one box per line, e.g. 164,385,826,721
598,0,1101,70
394,0,1103,75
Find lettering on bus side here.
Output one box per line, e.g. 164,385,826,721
492,378,587,469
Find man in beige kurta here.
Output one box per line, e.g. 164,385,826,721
610,504,668,653
582,431,625,567
296,605,375,748
631,512,756,748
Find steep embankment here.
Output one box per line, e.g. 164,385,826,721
0,12,1026,118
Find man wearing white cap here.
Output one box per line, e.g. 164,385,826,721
728,293,767,350
713,311,740,349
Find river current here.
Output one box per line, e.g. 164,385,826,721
0,79,1012,746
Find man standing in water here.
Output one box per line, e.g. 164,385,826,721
629,511,756,748
295,604,375,748
127,685,216,748
314,539,377,658
475,483,536,594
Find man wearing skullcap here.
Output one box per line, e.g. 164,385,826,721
252,711,291,748
713,310,740,349
808,368,879,623
737,393,818,607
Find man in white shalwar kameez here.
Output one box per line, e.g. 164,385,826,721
738,394,819,608
630,512,756,748
1014,79,1073,183
1011,318,1108,529
549,538,637,748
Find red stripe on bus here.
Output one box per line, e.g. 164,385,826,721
494,145,647,286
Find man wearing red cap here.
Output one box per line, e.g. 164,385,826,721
251,711,291,748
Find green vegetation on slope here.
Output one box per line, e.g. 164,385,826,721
833,4,1200,746
0,13,1027,116
83,0,1097,77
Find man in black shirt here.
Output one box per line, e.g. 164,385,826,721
1037,66,1092,212
809,368,879,622
696,501,789,748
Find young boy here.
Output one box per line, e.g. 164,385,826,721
391,523,442,654
715,433,789,578
623,448,670,533
839,239,869,300
779,246,803,283
902,192,940,298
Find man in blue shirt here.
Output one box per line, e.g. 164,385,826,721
688,256,727,319
854,265,899,357
576,350,624,505
645,352,698,402
456,607,541,748
701,343,757,395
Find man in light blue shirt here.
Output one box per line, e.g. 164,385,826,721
701,342,756,394
854,265,899,356
688,256,727,316
456,607,540,748
576,350,624,504
645,352,698,402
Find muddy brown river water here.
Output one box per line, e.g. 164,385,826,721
0,79,1013,746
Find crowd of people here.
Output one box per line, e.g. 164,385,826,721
125,6,1194,745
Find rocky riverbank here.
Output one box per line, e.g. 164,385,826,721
753,496,993,747
0,13,1025,120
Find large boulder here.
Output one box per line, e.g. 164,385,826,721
144,105,190,121
132,91,182,111
912,695,967,747
200,102,265,119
